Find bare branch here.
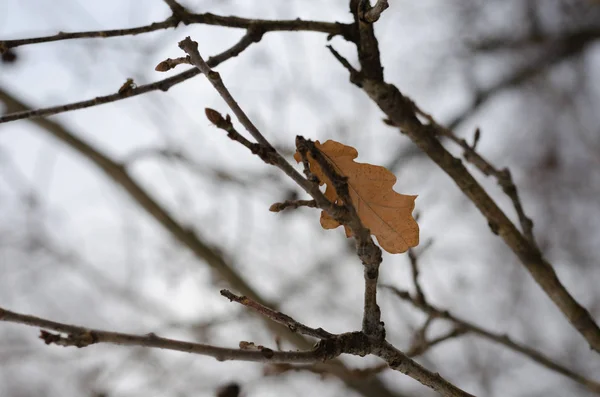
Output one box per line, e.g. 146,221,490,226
179,38,272,148
265,324,468,384
384,285,600,394
0,29,263,124
0,18,179,52
155,56,191,72
408,248,426,304
375,341,476,397
269,199,317,212
406,324,468,357
221,290,335,340
180,39,347,225
0,12,351,53
334,13,600,353
414,108,537,248
0,306,323,363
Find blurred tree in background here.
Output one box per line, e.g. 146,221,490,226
1,1,600,396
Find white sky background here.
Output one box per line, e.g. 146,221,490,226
1,1,599,397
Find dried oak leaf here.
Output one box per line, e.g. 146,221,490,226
294,140,419,254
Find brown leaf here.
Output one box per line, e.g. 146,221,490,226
294,140,419,254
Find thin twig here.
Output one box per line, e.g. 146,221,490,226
200,108,334,218
383,285,600,394
413,108,538,248
0,12,351,53
0,29,262,124
0,306,325,363
408,248,426,304
406,324,468,357
407,315,434,354
179,38,270,148
155,56,191,72
221,290,335,340
0,17,179,52
181,38,372,247
375,341,476,397
269,199,317,212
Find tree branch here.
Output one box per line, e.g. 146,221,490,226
268,199,317,212
384,285,600,394
407,248,426,304
0,28,263,124
333,2,600,353
221,290,335,340
0,306,324,363
0,17,179,52
0,11,351,53
375,341,475,397
365,78,600,353
178,36,473,397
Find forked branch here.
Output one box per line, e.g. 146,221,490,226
178,36,473,397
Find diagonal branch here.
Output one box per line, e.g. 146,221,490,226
375,341,475,397
407,248,426,304
0,28,263,124
334,1,600,355
413,111,537,248
221,290,335,340
384,285,600,394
